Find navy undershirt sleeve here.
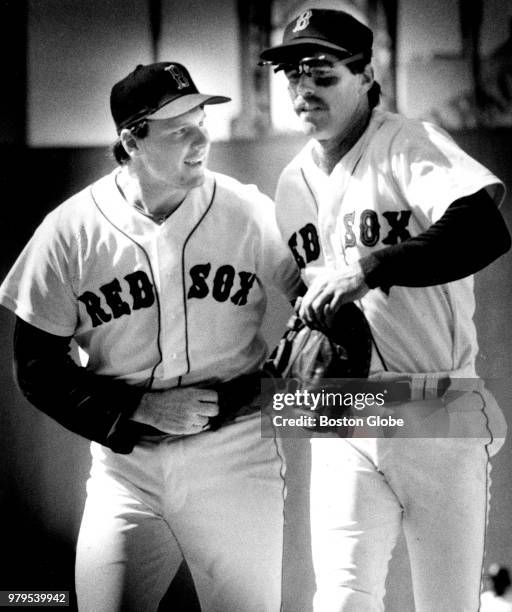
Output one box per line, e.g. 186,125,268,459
360,189,511,292
13,317,145,453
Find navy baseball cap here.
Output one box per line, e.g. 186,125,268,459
111,62,231,131
260,8,373,64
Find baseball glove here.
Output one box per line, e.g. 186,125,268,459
263,302,373,434
209,304,373,434
265,301,372,381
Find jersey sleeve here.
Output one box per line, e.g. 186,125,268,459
254,192,303,300
0,209,79,336
14,317,144,454
390,121,505,224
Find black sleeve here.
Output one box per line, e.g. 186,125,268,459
360,189,511,291
13,317,146,453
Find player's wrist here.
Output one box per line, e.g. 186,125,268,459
359,253,388,291
129,392,158,426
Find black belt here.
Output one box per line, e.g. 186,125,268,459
209,371,262,430
129,373,450,439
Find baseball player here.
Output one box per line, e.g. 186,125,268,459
0,61,302,611
260,8,510,612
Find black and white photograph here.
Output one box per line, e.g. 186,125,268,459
0,1,511,610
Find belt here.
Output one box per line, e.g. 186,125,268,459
129,373,450,440
209,371,262,430
131,371,263,438
333,376,451,403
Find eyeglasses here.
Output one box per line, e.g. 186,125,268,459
259,54,364,86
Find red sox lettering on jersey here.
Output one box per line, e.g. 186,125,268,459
78,265,258,328
0,169,299,386
78,271,155,327
275,109,504,375
288,210,412,269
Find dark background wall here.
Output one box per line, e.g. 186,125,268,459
1,129,511,610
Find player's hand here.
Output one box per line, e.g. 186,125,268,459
131,387,219,435
298,263,370,331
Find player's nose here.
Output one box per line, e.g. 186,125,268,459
295,73,316,95
191,125,209,148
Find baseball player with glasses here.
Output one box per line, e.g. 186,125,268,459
0,61,302,611
260,8,510,612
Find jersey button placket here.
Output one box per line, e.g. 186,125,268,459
157,226,187,378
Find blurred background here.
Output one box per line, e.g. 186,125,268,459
0,0,511,610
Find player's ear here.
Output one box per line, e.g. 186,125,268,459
359,64,374,95
119,128,139,159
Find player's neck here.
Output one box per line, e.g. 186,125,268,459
117,167,188,222
313,106,372,175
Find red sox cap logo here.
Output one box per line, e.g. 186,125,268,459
292,9,312,33
164,64,190,89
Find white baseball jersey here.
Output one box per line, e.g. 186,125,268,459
275,109,505,376
0,169,301,388
481,590,512,612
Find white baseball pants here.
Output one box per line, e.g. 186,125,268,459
75,413,285,612
310,386,506,612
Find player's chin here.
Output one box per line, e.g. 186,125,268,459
182,164,207,187
299,117,328,138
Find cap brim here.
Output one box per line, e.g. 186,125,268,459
260,39,349,63
149,93,231,120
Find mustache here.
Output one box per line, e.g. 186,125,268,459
294,95,327,113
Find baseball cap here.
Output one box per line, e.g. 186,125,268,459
110,62,231,131
260,8,373,64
